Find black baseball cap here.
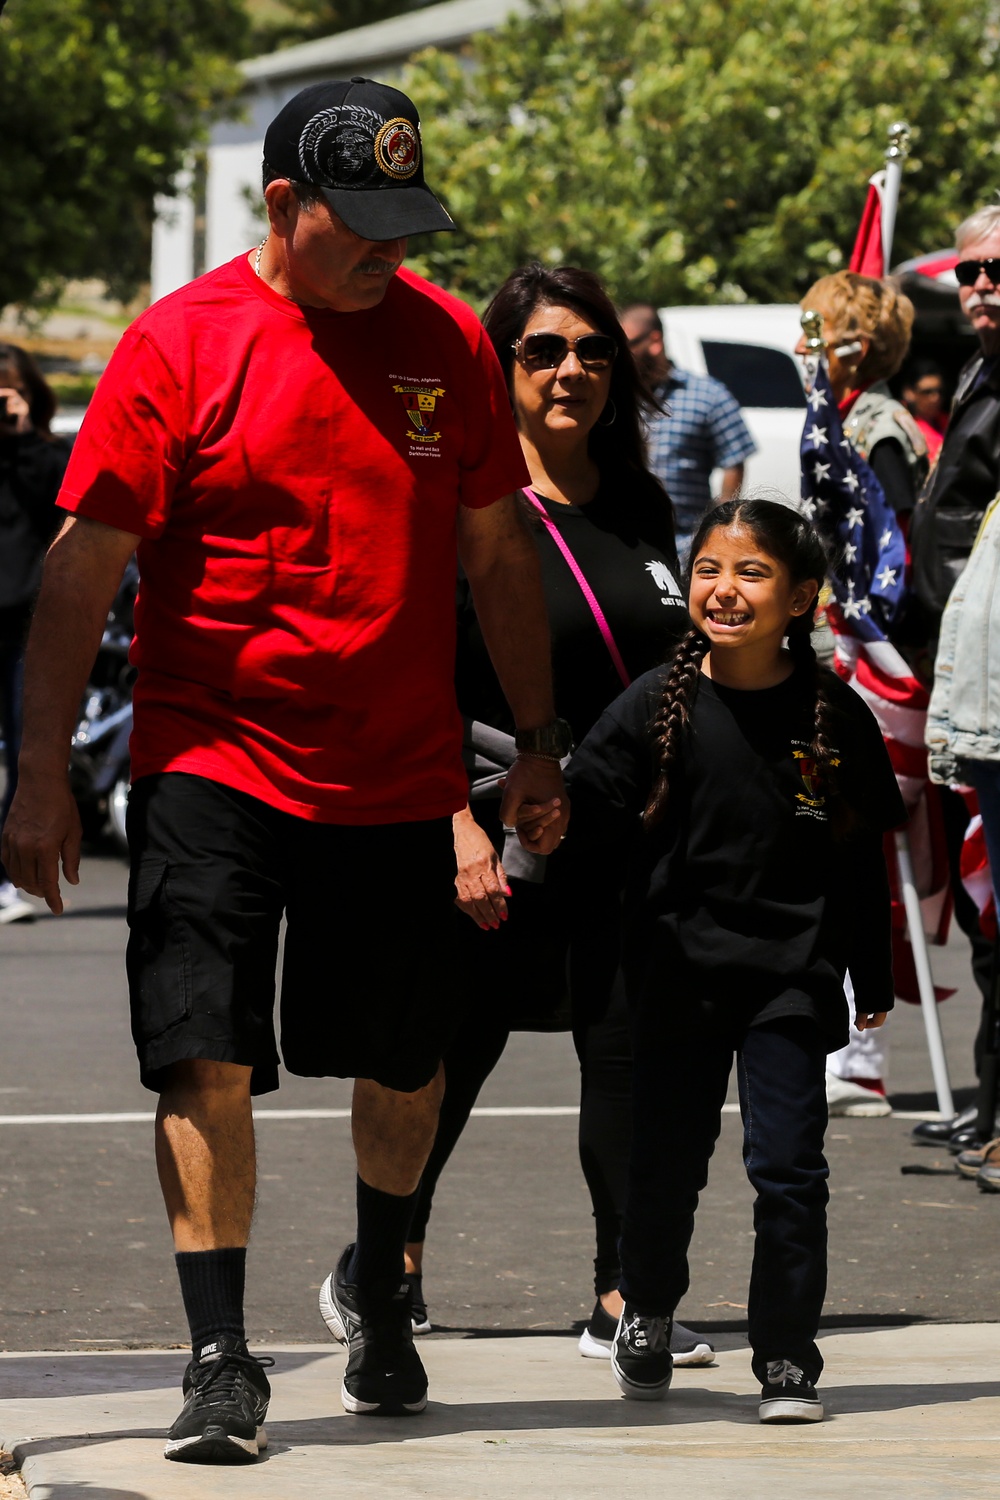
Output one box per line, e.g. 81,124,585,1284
263,78,454,241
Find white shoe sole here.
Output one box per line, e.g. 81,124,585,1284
164,1424,266,1460
611,1352,671,1401
829,1098,892,1117
341,1380,427,1415
672,1341,715,1367
578,1328,612,1359
319,1272,348,1343
759,1397,824,1422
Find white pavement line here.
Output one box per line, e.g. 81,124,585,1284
0,1104,583,1126
0,1104,942,1127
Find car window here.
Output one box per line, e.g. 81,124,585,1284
701,342,806,410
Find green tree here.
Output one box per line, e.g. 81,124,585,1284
0,0,247,312
403,0,1000,308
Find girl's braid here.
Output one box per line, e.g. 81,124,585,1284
643,628,708,828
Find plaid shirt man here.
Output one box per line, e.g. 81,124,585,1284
648,368,756,542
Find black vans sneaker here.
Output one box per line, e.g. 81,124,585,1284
319,1244,428,1414
164,1335,274,1464
610,1305,673,1400
758,1359,824,1422
579,1300,715,1368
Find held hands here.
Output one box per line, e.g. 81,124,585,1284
453,807,510,930
855,1011,888,1031
498,753,569,856
1,770,82,915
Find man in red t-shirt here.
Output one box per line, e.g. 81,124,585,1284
3,78,569,1464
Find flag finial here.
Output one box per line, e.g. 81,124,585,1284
800,308,826,352
886,120,910,163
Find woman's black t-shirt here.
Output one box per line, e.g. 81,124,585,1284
455,486,689,746
566,662,906,1047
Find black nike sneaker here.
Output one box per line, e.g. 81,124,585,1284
319,1244,428,1414
164,1334,274,1464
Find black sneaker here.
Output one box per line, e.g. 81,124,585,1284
758,1359,824,1423
164,1334,274,1464
579,1300,714,1367
404,1272,432,1335
610,1305,673,1400
319,1244,428,1414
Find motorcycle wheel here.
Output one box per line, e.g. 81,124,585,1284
108,773,130,854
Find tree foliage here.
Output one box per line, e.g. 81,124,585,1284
0,0,247,312
403,0,1000,308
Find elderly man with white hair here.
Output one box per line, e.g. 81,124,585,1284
910,201,1000,1154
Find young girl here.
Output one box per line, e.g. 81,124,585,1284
566,498,904,1422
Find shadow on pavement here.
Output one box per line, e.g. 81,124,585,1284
8,1376,997,1466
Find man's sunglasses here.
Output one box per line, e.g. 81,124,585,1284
955,258,1000,287
513,333,618,370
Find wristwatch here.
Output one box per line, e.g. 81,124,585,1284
514,717,573,760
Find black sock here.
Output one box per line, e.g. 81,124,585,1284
347,1176,419,1294
175,1248,247,1353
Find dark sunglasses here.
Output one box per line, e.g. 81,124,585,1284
955,258,1000,287
513,332,618,370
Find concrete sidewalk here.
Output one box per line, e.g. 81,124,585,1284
0,1324,998,1499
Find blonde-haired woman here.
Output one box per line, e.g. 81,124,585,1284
795,271,927,520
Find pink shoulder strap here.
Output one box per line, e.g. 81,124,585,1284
522,487,631,689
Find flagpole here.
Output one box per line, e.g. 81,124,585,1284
894,829,954,1118
880,120,910,270
876,114,955,1117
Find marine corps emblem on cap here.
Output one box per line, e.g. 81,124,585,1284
263,78,454,240
375,118,420,180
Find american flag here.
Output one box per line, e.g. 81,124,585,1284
800,361,952,999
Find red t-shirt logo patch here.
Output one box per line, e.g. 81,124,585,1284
393,382,444,444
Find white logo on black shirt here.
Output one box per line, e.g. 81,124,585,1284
645,559,683,604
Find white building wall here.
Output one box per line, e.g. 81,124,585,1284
150,173,196,306
206,142,266,274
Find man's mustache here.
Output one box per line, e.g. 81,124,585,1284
356,258,401,275
965,291,1000,310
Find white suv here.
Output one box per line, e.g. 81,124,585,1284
658,304,807,504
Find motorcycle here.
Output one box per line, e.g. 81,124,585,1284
69,559,137,853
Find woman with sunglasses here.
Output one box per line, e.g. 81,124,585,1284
401,263,713,1366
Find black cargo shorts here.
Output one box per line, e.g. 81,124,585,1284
125,773,459,1095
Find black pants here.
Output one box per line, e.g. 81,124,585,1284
407,968,632,1300
619,1010,829,1386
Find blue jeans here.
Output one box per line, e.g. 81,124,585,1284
965,761,1000,910
619,1008,829,1385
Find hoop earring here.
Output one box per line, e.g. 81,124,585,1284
598,399,617,427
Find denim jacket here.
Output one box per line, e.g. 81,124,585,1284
927,492,1000,782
